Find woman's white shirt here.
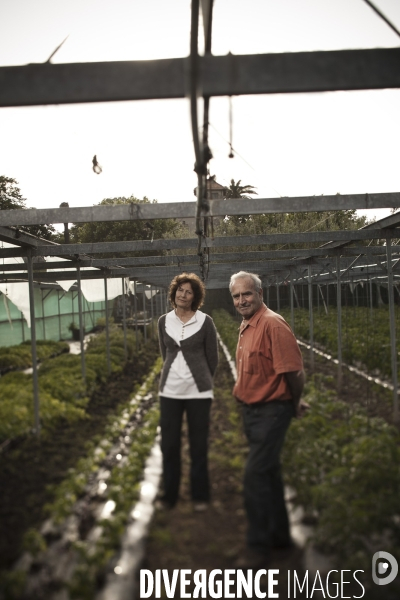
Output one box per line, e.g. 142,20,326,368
162,309,213,399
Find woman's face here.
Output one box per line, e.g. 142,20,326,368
175,282,195,310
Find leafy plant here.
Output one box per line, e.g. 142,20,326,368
214,308,400,576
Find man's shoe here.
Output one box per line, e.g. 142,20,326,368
234,548,270,570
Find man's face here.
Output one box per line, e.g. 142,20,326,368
231,277,263,319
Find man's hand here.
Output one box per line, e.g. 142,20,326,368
284,370,306,418
295,400,310,419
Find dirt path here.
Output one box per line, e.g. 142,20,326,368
140,339,398,600
141,349,308,599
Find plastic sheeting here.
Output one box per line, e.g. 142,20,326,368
128,282,158,299
0,282,30,326
0,244,130,327
0,245,30,325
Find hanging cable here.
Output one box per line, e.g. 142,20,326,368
228,96,234,158
362,0,400,39
46,35,69,63
208,121,283,198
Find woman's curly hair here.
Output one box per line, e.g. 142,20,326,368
168,272,206,311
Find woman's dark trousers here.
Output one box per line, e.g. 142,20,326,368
160,396,212,507
242,400,293,553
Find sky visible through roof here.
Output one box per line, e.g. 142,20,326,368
1,0,400,224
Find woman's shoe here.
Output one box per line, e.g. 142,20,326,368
193,502,209,512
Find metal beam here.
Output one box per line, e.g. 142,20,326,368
1,244,397,272
2,254,398,283
1,193,400,226
0,228,397,260
0,226,60,248
2,48,400,107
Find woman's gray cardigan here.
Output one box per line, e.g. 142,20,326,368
158,313,219,395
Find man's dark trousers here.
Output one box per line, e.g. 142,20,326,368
242,400,293,553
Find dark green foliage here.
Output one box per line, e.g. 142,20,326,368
68,196,185,257
43,365,162,599
0,326,150,442
0,340,68,373
280,306,400,379
0,175,56,240
216,208,368,250
215,308,400,573
283,375,400,571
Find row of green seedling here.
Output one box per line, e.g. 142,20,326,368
0,358,162,600
0,340,69,374
0,326,144,443
213,308,400,583
280,306,400,380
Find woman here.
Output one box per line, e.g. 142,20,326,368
158,272,218,511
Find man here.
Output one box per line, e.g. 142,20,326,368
229,271,307,567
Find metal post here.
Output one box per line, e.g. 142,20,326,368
290,277,294,332
308,265,314,371
21,311,25,342
76,264,86,381
386,238,399,422
155,288,159,318
143,287,147,343
133,280,139,350
150,285,154,337
369,277,373,319
27,253,40,434
165,287,168,313
104,276,111,375
57,290,62,341
41,288,46,340
336,255,343,391
276,282,280,313
266,283,270,307
121,278,128,361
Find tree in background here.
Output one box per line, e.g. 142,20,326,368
223,178,258,200
69,196,186,257
222,178,258,226
0,175,56,241
217,185,370,251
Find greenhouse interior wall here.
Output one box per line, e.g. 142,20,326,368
0,288,107,347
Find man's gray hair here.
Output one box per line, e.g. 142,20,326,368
229,271,262,293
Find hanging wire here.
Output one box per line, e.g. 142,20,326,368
208,121,283,198
362,0,400,39
46,34,70,63
228,97,234,158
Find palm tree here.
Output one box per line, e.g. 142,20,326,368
223,179,258,199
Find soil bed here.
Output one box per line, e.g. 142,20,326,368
1,334,397,597
301,345,398,424
0,339,159,572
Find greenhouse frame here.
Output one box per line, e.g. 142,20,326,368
2,3,400,599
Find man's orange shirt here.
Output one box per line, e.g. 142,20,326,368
233,303,304,405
